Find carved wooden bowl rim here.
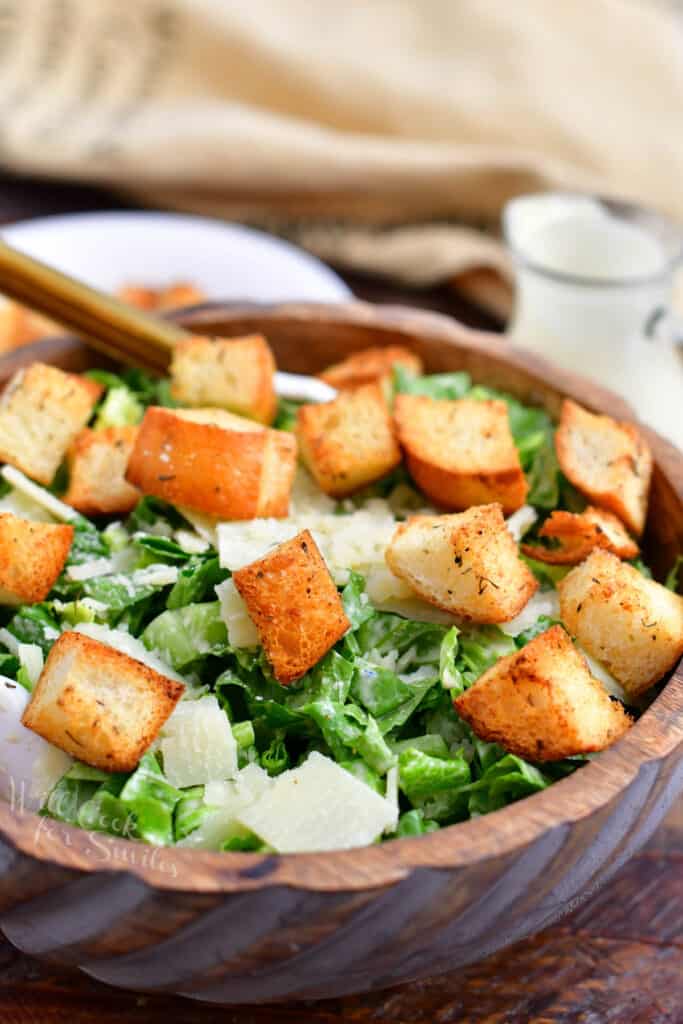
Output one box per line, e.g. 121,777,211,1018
0,300,681,895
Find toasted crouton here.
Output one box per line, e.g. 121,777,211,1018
170,334,276,424
394,395,528,513
63,427,141,516
0,513,73,605
118,282,206,311
233,529,350,683
296,383,401,497
318,345,423,391
125,406,297,519
0,302,62,353
555,399,652,536
558,549,683,698
0,301,32,353
0,363,102,485
22,631,184,771
522,506,639,565
455,625,631,761
386,504,538,623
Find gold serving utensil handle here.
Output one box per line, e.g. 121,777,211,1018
0,237,338,402
0,238,188,375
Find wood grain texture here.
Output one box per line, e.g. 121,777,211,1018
0,302,681,1006
1,813,683,1022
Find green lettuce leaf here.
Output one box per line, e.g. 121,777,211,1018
465,754,550,816
166,556,227,610
394,365,471,400
396,809,440,837
398,747,470,802
94,386,143,430
142,602,229,670
6,604,61,656
665,554,683,593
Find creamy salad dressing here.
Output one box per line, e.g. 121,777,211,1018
505,195,682,447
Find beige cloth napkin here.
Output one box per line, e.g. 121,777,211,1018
1,0,682,316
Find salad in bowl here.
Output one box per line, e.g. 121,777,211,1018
0,335,680,856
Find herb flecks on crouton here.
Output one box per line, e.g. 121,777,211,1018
455,625,632,761
297,383,401,498
233,529,350,684
555,399,652,536
319,345,423,391
64,426,140,516
0,513,73,605
0,363,102,485
394,395,528,513
170,334,277,424
125,406,297,520
522,506,639,564
22,631,184,771
386,503,538,623
559,549,683,698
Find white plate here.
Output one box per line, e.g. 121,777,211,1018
0,210,351,304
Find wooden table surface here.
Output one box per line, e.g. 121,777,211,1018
0,174,682,1024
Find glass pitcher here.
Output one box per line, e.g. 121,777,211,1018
503,193,683,448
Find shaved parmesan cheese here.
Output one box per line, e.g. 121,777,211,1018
236,751,398,852
218,500,407,589
73,622,185,683
0,630,53,684
0,488,55,523
215,578,259,648
289,466,336,516
18,643,43,688
500,588,561,636
364,565,414,604
506,505,538,542
578,646,628,703
178,763,273,850
0,676,72,810
370,596,459,625
67,558,115,581
1,466,79,522
174,529,209,554
159,695,237,788
132,564,179,587
384,765,399,834
177,508,218,546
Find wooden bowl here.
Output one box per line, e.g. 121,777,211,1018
0,301,681,1006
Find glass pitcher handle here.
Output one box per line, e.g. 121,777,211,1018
644,306,683,347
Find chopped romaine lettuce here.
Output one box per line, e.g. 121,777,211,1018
393,365,471,400
142,602,229,670
94,386,144,430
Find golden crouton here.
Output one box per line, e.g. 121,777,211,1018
170,334,277,425
522,506,639,565
318,345,423,391
0,513,73,605
118,282,206,311
558,549,683,698
296,384,401,498
23,631,184,772
394,395,528,514
0,301,32,353
125,406,297,520
0,302,62,353
386,504,538,623
0,363,102,485
555,399,652,536
63,427,141,516
455,625,631,761
233,529,350,684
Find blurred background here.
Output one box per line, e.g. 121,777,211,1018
0,0,681,440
